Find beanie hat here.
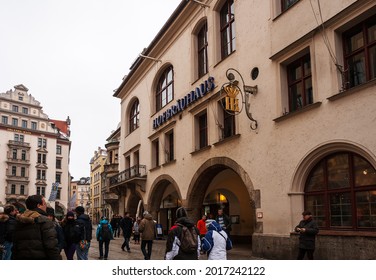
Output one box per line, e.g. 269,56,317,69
75,206,85,214
46,207,55,216
176,207,187,219
66,211,75,218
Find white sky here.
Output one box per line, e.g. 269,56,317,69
0,0,181,180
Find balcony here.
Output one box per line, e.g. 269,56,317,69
109,164,147,188
8,140,30,148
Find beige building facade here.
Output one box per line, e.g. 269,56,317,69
110,0,376,259
0,84,71,218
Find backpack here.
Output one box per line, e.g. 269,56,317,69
100,223,112,241
177,224,198,253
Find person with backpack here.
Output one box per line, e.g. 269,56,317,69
165,207,200,260
201,219,232,260
96,217,114,260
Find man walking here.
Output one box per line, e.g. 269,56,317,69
75,206,92,260
12,195,62,259
215,209,232,236
295,210,319,260
139,211,156,260
120,212,133,252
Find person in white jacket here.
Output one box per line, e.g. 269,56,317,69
201,219,232,260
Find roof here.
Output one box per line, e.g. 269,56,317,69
50,119,70,135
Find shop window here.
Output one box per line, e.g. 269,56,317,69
305,152,376,230
156,66,174,112
129,99,140,133
197,21,208,78
286,53,313,112
343,16,376,89
220,0,236,60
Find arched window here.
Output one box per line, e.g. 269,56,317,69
156,66,174,112
220,0,235,59
305,152,376,230
129,99,140,133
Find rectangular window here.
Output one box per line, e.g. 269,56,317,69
12,166,17,176
31,121,37,130
37,169,46,180
287,53,313,112
12,118,18,126
12,105,19,112
37,186,46,197
12,149,17,159
2,116,8,124
56,159,62,169
198,112,208,149
22,107,29,114
56,145,62,155
343,16,376,89
56,188,61,200
125,155,131,169
165,130,174,162
20,185,25,195
37,153,47,164
152,138,159,168
21,150,26,160
38,138,47,148
11,184,16,194
21,167,26,177
198,22,208,78
220,99,236,139
15,134,24,142
281,0,299,12
220,0,236,59
22,120,28,128
56,173,61,183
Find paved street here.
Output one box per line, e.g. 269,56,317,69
66,226,263,260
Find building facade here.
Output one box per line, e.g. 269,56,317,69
110,0,376,259
0,84,71,217
69,177,90,213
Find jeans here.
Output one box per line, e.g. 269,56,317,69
2,241,13,260
76,241,90,260
141,240,153,260
64,243,77,260
121,237,130,251
99,240,110,259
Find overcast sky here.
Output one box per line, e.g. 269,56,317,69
0,0,181,180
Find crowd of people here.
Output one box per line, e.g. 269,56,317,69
0,194,319,260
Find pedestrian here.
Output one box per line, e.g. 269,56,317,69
133,217,141,244
165,207,200,260
75,206,92,260
12,195,62,259
196,214,207,238
120,212,133,252
201,219,232,260
1,205,18,260
46,206,65,253
96,217,114,260
0,206,6,259
139,211,156,260
61,211,80,260
215,209,232,236
110,215,119,238
295,210,319,260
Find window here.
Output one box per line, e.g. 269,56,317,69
21,150,26,160
281,0,299,12
56,159,62,169
152,138,160,168
125,155,131,169
198,22,208,78
56,173,61,183
20,185,25,195
21,167,26,177
12,166,17,176
129,99,140,133
22,107,28,114
305,152,376,230
31,121,37,130
37,169,46,180
156,66,174,112
37,186,46,197
56,188,61,200
12,149,17,159
38,138,47,148
11,184,16,194
287,54,313,112
56,145,62,155
343,16,376,89
196,111,208,149
12,105,19,112
165,130,174,162
12,118,18,126
220,0,236,59
220,99,236,139
22,120,28,128
14,134,24,142
38,153,47,164
2,116,8,124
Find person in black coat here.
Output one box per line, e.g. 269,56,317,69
75,206,92,260
119,212,133,252
295,210,319,260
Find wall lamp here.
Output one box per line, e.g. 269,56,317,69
221,68,258,130
186,0,210,8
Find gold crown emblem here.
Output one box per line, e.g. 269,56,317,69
223,84,239,98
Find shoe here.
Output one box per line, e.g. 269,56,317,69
127,250,131,253
104,258,108,260
98,256,103,260
121,247,125,251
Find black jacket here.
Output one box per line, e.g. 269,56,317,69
76,214,92,242
295,218,319,250
120,216,133,238
4,214,17,242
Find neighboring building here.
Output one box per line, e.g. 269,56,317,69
90,147,108,224
0,84,71,217
110,0,376,259
69,177,90,213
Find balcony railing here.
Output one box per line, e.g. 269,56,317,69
109,164,146,186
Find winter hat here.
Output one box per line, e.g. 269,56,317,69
176,207,187,219
66,211,75,218
46,207,55,216
302,211,312,216
0,207,4,213
75,206,85,214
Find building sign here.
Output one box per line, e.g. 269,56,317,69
152,76,215,129
223,84,240,112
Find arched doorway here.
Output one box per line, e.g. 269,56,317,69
187,157,256,244
127,191,143,219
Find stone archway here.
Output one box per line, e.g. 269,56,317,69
126,191,143,218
